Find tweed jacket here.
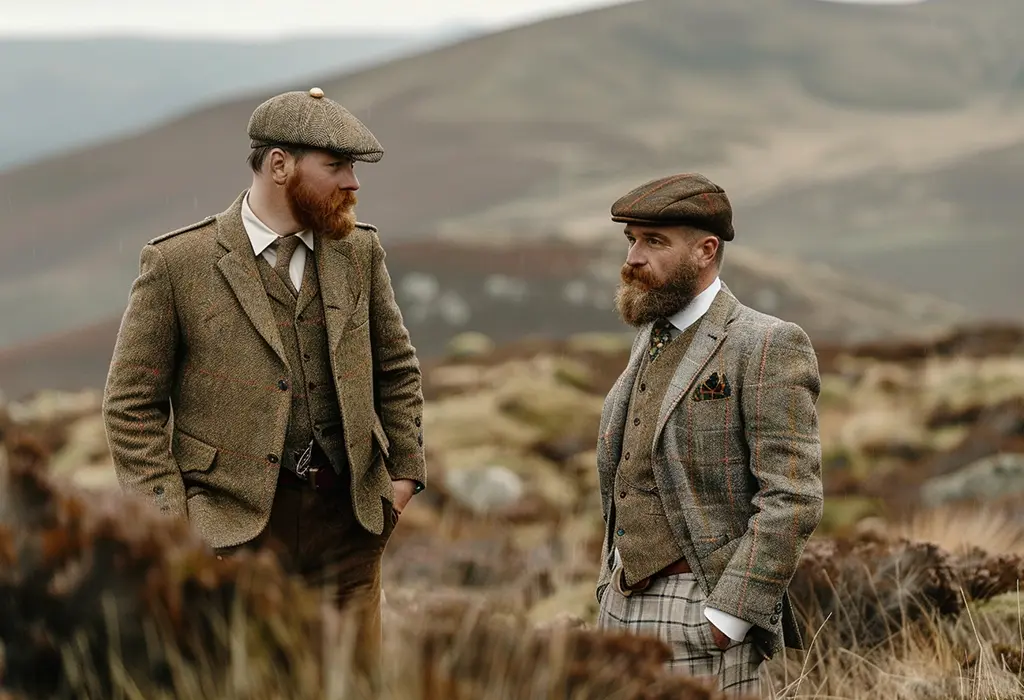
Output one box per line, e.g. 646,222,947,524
102,191,426,550
595,282,823,659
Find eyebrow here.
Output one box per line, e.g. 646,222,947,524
624,228,665,239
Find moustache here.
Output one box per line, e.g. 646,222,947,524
620,263,659,289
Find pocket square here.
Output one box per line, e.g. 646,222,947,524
693,371,732,402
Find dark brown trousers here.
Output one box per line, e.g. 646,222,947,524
218,465,398,686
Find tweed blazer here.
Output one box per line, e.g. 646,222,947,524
102,191,426,550
595,282,823,659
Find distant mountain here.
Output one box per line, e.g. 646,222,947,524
0,0,1020,356
0,29,477,171
0,238,966,401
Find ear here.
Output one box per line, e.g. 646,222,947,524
268,148,294,186
695,234,719,268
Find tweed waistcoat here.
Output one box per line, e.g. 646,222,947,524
255,248,347,476
614,322,700,586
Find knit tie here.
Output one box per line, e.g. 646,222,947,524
273,235,302,297
648,318,674,361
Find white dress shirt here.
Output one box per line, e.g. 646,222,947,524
240,193,314,292
614,275,753,643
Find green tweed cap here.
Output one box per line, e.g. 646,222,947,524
610,172,734,241
247,87,384,162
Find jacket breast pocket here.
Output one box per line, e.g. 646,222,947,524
690,427,749,467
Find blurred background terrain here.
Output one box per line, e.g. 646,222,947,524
1,0,1021,399
2,0,1024,696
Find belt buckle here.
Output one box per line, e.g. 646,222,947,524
294,440,314,479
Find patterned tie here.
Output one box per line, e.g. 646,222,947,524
273,235,302,297
648,318,674,361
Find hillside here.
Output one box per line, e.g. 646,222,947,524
4,321,1024,697
0,31,473,171
0,239,966,400
0,0,1020,353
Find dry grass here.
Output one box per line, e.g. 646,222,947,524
3,435,1024,700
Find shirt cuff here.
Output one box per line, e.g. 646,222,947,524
704,606,753,642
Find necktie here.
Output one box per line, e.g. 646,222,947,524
273,235,302,297
648,318,674,361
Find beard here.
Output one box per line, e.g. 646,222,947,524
614,255,702,327
285,173,358,240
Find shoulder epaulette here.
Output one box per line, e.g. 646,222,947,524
354,221,378,233
148,215,216,245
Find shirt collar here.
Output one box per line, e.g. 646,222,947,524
667,276,722,332
241,192,314,256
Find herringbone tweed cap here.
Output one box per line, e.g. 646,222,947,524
247,87,384,162
610,173,734,240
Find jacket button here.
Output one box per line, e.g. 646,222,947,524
267,454,279,464
616,528,625,536
775,602,784,613
619,491,627,498
278,380,288,391
624,452,630,460
640,383,646,392
415,417,421,427
153,485,164,495
770,614,780,625
633,418,640,426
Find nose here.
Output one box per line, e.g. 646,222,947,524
625,243,645,267
339,169,360,191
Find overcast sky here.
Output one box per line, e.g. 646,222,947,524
0,0,924,37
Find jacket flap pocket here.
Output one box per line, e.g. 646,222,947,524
173,430,217,474
371,416,390,458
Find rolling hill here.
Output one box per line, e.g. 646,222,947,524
0,238,966,400
0,0,1020,392
0,30,476,171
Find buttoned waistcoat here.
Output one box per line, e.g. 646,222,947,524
595,283,823,659
102,191,426,550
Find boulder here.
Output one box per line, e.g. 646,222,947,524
920,453,1024,507
443,464,526,516
446,331,496,359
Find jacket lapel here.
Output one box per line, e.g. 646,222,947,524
315,235,357,354
653,283,739,446
214,192,288,367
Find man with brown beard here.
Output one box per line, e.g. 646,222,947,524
593,173,823,696
102,87,425,688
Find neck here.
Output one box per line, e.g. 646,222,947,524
689,269,719,300
248,177,302,236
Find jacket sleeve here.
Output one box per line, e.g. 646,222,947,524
703,320,824,632
102,244,186,517
368,230,426,489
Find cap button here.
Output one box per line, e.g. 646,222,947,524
309,87,324,98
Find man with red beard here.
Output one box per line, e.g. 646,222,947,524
594,173,823,696
102,87,425,687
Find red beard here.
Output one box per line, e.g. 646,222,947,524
285,174,358,240
615,258,701,327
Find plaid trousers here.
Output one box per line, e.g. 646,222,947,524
597,569,763,697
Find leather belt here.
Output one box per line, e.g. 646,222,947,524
279,442,346,493
622,557,692,593
656,558,692,577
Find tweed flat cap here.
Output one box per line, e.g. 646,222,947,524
247,87,383,162
610,173,734,241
